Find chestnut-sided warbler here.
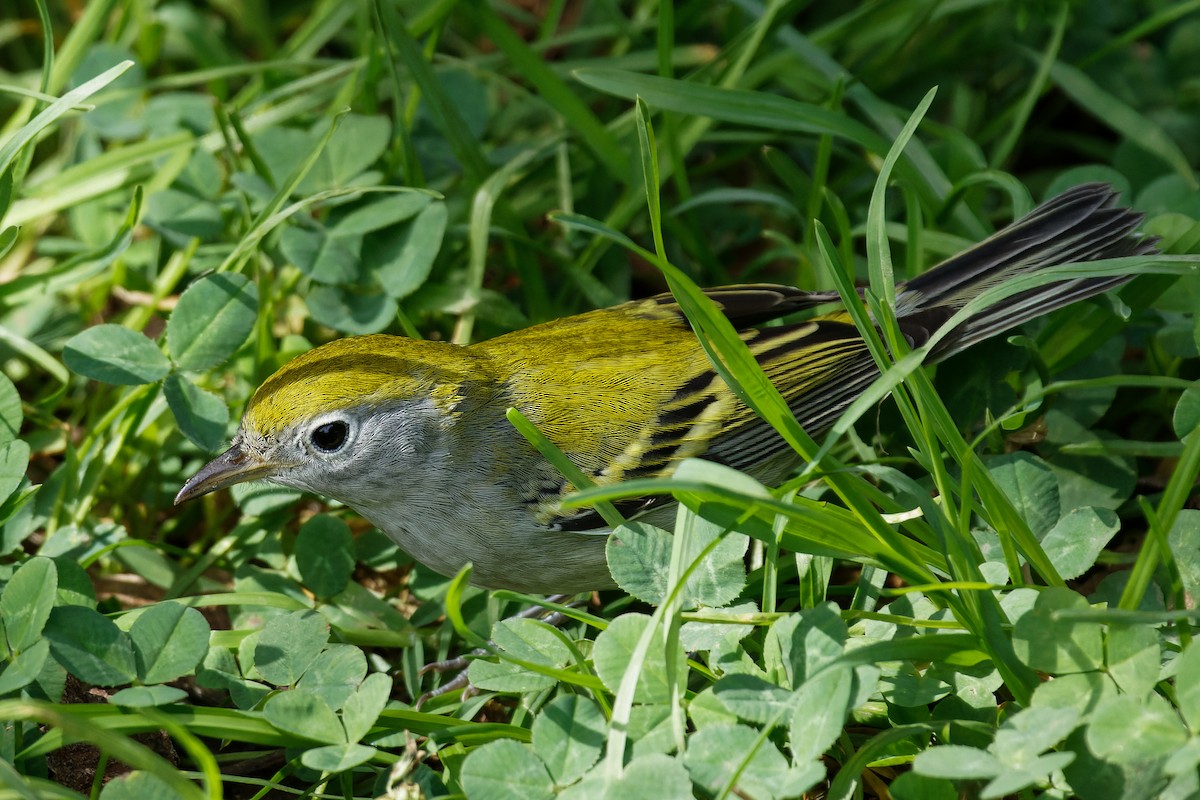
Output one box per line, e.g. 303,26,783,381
177,184,1154,593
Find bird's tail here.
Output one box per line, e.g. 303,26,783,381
895,183,1156,361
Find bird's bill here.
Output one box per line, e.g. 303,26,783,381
175,443,277,505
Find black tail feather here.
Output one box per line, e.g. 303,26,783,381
896,183,1156,361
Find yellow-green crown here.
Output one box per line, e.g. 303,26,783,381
243,334,488,436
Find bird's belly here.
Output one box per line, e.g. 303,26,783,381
365,512,615,594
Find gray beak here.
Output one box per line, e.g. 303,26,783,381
175,442,277,505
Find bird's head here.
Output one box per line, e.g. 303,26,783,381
175,334,493,508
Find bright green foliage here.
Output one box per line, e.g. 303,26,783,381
2,0,1200,798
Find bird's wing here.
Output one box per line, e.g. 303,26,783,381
479,287,877,532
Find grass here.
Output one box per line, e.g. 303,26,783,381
2,1,1200,798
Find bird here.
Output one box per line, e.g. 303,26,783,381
175,183,1155,594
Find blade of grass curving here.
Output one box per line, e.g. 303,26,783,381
476,3,625,177
2,185,144,306
755,4,988,238
490,591,609,631
0,0,57,206
444,564,489,650
575,67,897,167
1138,498,1192,646
562,476,945,578
1081,0,1200,66
1048,57,1198,188
217,111,351,268
375,0,488,184
0,61,134,179
937,171,1033,227
7,133,191,227
635,98,666,259
1119,429,1200,611
43,0,118,96
4,701,205,800
866,87,935,306
455,145,548,344
506,407,625,530
990,2,1066,169
218,169,442,275
637,101,700,753
136,708,222,800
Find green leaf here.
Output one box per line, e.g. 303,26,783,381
52,556,97,608
299,743,377,773
679,601,757,652
43,605,137,686
63,324,170,385
1174,641,1200,732
253,610,329,686
990,705,1081,763
144,188,223,241
593,613,687,704
0,373,23,445
683,723,822,800
1086,694,1190,764
0,638,50,694
370,201,447,299
460,740,554,800
763,604,846,688
914,745,1003,779
612,469,749,608
128,603,209,684
1,557,57,652
163,374,229,452
306,284,396,335
791,666,854,763
109,685,188,707
1175,383,1200,439
986,452,1061,538
881,661,952,707
98,771,179,800
296,644,366,712
263,687,345,743
331,193,432,236
1043,410,1136,512
166,273,259,371
1012,587,1103,674
890,772,958,800
561,752,695,800
712,674,795,727
981,752,1076,799
294,514,354,599
468,617,574,694
1105,623,1161,699
280,225,362,285
1040,506,1120,580
1030,670,1118,716
0,440,29,508
531,694,606,786
1169,511,1200,611
341,672,392,743
300,113,391,194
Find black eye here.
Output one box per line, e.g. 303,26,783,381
310,421,349,452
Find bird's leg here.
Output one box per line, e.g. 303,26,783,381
414,593,579,708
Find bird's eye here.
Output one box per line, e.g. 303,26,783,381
310,421,349,452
